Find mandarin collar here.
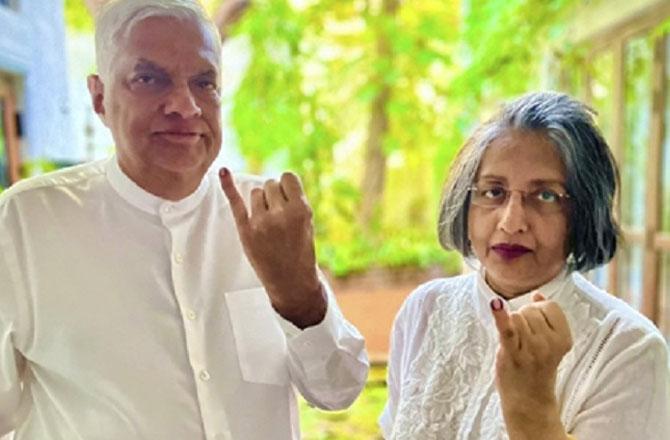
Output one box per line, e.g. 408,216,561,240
474,264,572,323
105,156,210,216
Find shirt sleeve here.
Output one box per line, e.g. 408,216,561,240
0,218,26,434
276,278,369,411
570,326,670,440
378,280,439,439
378,296,406,439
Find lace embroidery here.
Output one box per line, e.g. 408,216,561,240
391,279,507,439
390,276,600,439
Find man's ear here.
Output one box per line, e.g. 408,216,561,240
87,74,107,124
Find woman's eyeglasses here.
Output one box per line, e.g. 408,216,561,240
468,184,571,214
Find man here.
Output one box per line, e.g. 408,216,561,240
0,0,368,438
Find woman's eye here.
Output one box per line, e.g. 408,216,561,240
536,190,559,203
483,187,506,199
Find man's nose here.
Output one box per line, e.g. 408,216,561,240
163,84,202,119
497,192,529,234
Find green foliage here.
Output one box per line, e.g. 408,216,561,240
651,17,670,39
21,159,61,178
230,0,465,276
300,364,387,439
318,228,462,278
228,0,581,277
65,0,94,33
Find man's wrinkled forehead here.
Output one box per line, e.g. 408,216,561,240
124,15,219,52
116,16,221,73
94,1,223,81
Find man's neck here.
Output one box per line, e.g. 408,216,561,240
118,160,206,201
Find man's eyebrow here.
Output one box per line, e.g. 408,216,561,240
133,59,168,74
194,69,218,78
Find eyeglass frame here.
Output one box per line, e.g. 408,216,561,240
467,184,572,214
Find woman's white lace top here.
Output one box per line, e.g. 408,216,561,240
379,270,670,439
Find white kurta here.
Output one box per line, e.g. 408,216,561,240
0,157,369,440
380,269,670,439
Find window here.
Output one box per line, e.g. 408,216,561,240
582,50,615,290
617,35,653,310
561,6,670,339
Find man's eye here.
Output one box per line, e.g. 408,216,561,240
195,80,219,95
199,80,216,90
131,74,169,89
135,75,156,84
535,189,559,203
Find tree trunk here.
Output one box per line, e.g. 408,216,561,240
359,0,399,231
214,0,252,40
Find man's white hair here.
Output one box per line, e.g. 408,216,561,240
94,0,222,80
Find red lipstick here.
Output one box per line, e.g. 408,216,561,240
491,243,531,261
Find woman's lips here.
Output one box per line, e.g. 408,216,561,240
491,244,531,261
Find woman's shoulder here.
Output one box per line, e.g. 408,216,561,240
569,273,665,349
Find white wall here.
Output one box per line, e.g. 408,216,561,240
0,0,76,164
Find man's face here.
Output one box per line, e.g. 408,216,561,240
90,15,222,197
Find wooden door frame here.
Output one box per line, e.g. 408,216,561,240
0,75,21,185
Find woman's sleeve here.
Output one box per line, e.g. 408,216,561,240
378,297,407,439
570,327,670,440
378,281,439,439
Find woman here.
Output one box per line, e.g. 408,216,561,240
380,92,670,439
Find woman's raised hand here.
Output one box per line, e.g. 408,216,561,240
490,293,573,440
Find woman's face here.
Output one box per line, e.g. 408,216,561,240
467,129,570,298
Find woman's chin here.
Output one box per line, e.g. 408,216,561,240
485,266,539,298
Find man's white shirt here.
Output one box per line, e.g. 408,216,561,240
0,157,368,440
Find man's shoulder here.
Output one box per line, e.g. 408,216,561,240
0,160,107,204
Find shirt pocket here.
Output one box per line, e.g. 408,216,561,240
224,287,290,386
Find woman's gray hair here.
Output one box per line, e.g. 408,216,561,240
94,0,222,81
438,91,620,272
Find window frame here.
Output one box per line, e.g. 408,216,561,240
562,5,670,327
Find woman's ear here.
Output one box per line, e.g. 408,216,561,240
87,74,107,125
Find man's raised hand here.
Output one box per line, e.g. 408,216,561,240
219,168,327,329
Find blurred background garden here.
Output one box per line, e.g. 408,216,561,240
2,0,670,438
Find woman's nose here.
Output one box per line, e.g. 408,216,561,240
497,192,529,234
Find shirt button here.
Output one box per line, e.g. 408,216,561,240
162,205,173,214
186,309,197,320
199,369,211,381
174,252,184,264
